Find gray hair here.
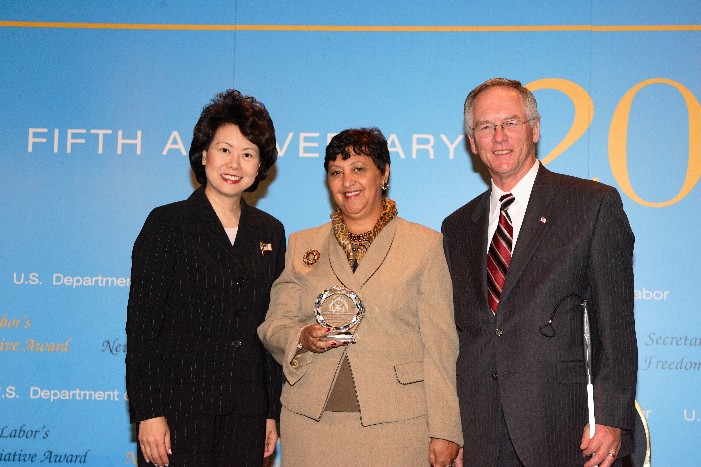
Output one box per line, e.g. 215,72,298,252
463,78,540,136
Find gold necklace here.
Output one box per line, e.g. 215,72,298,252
348,231,372,243
331,197,398,267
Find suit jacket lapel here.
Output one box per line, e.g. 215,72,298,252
327,217,398,294
327,229,360,291
184,188,249,268
354,217,397,288
466,194,494,322
234,199,264,264
499,165,556,309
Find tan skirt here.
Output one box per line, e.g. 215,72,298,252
280,407,429,466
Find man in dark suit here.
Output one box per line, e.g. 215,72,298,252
442,78,637,467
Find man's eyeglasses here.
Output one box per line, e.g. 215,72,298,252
471,118,535,137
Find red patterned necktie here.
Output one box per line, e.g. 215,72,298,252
487,193,515,314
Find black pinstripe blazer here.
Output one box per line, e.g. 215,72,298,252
126,187,284,425
442,165,637,466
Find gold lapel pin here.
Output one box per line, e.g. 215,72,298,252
303,249,320,266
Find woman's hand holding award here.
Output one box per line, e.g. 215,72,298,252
315,285,364,344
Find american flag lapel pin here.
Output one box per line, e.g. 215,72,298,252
260,242,273,255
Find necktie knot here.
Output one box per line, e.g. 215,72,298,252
499,193,515,212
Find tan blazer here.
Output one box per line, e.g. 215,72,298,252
258,217,463,446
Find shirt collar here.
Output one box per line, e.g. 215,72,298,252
490,159,540,217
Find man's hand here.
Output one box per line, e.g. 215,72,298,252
580,423,621,467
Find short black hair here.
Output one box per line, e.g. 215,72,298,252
189,89,277,192
324,127,391,176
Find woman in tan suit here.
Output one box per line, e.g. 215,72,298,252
258,128,462,466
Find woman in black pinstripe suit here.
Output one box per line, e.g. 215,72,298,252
126,90,285,467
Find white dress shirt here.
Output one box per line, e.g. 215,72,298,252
487,160,540,253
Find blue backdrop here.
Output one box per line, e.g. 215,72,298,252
1,1,699,465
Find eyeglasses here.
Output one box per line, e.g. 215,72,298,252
471,118,534,138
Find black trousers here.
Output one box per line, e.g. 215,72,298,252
498,408,525,467
137,411,267,467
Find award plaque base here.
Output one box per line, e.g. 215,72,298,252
319,331,356,344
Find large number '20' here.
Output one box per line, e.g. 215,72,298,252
526,78,701,207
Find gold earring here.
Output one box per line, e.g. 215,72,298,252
202,151,207,164
381,179,389,191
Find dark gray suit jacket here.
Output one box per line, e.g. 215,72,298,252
442,165,637,466
126,187,284,429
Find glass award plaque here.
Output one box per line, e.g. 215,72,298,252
314,285,364,343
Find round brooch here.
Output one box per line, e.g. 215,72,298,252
303,249,320,266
